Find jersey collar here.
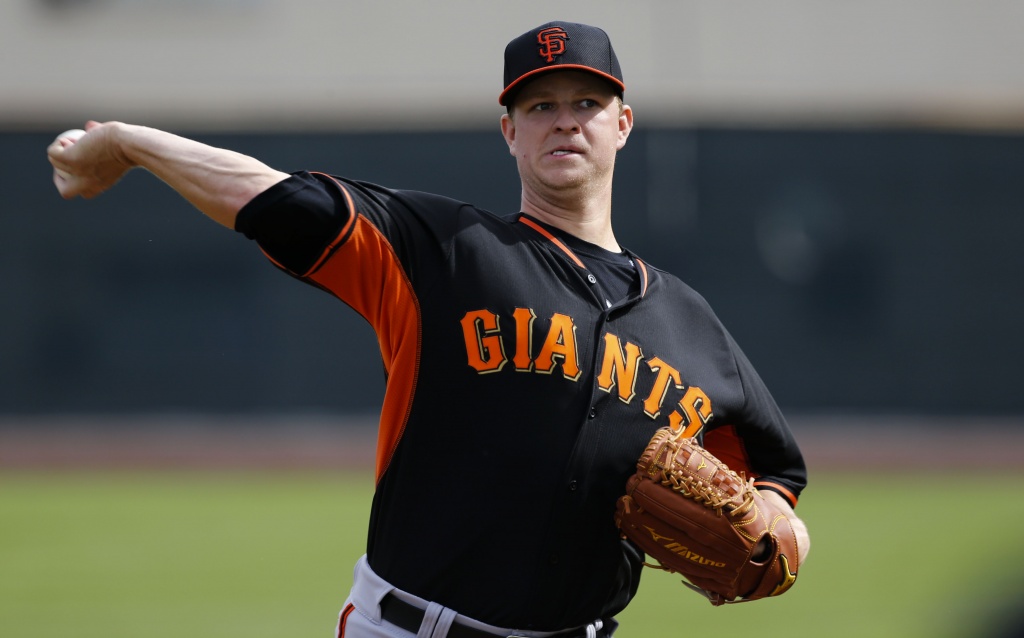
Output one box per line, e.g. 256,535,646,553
516,214,649,298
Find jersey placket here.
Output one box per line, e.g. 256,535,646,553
517,216,644,619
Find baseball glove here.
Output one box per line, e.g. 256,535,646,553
614,427,799,605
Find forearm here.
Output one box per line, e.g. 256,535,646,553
48,121,289,229
114,123,289,228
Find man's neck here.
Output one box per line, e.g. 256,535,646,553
520,191,620,252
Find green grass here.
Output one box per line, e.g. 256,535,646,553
0,472,374,638
2,471,1023,637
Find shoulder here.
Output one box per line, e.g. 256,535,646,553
336,178,505,224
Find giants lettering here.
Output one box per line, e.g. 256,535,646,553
596,332,643,404
460,309,507,374
460,309,714,432
461,309,579,381
511,307,536,371
599,333,712,437
534,312,581,380
667,385,713,439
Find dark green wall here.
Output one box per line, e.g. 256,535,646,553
4,127,1022,415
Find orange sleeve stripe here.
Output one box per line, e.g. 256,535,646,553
518,217,586,268
754,480,799,507
307,215,421,484
303,172,359,277
254,173,358,278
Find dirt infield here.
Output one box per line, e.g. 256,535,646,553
1,413,1022,472
0,414,380,471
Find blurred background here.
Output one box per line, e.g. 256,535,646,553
1,1,1023,637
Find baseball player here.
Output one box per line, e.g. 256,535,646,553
48,21,809,638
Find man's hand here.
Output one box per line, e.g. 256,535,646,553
47,121,134,200
46,121,289,228
616,429,806,605
761,489,811,565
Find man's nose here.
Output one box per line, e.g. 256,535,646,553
553,106,580,131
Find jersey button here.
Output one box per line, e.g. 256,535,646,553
586,273,597,284
569,480,578,491
589,407,597,419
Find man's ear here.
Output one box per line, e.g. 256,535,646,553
500,113,517,157
616,104,634,151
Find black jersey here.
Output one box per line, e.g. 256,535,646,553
236,171,807,630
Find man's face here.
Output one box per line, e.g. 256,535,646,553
500,71,632,203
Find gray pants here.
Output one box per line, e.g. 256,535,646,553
335,555,608,638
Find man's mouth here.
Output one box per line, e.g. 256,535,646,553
551,149,580,156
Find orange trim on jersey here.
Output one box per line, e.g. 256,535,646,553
255,173,359,278
336,603,356,638
307,214,422,484
303,173,359,277
258,249,291,274
754,480,798,507
634,257,649,297
518,217,586,268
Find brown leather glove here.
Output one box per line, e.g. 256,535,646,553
615,427,800,605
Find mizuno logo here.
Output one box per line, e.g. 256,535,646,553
643,526,727,568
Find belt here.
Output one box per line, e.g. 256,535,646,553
379,594,605,638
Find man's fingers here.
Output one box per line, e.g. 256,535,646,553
53,172,75,199
47,122,130,201
52,168,88,199
46,139,65,162
48,127,91,198
49,146,76,197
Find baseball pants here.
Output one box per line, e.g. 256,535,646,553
335,555,615,638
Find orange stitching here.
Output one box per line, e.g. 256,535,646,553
518,217,586,268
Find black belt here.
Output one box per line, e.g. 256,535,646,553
379,594,607,638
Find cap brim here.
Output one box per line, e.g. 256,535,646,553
498,65,626,106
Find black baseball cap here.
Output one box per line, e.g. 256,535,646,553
499,21,625,106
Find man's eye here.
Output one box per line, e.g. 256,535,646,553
533,102,553,111
580,99,598,108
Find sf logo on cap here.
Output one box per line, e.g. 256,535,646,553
537,27,569,63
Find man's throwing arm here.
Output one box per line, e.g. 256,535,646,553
47,121,289,228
